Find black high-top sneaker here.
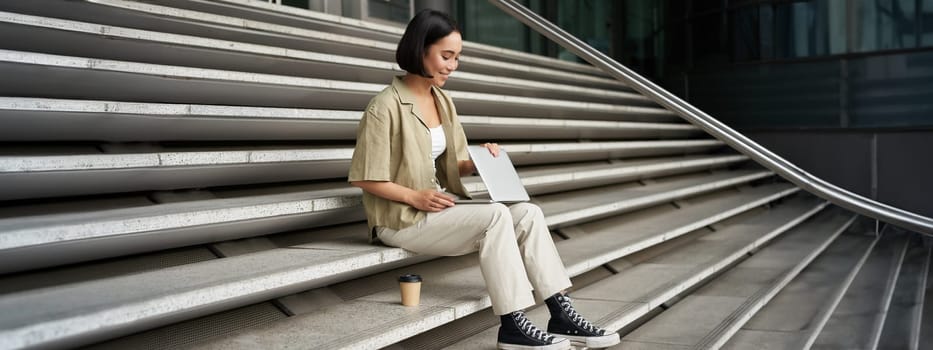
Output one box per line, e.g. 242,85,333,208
498,310,571,350
545,293,620,349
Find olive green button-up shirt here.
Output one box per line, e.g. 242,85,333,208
348,76,472,233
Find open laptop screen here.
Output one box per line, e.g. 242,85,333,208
456,145,529,203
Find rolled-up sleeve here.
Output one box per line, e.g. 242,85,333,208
348,105,391,182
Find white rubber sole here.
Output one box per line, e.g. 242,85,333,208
498,337,572,350
563,332,621,349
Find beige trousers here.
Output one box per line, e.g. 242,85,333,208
377,202,572,315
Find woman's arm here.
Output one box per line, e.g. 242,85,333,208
351,180,455,212
457,143,500,176
457,160,475,177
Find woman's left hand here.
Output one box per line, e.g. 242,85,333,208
481,142,500,157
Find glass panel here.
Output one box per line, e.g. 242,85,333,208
620,0,667,77
848,50,933,127
731,5,761,62
458,0,530,53
557,0,613,61
853,0,918,52
368,0,411,24
692,12,729,68
774,1,821,58
827,0,848,54
922,0,933,46
759,4,775,59
692,0,724,14
688,60,842,128
282,0,310,9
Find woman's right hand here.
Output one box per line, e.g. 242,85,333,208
407,189,455,212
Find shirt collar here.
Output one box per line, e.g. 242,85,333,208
392,76,451,129
392,76,417,105
392,75,444,104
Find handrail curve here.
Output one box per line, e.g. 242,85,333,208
489,0,933,236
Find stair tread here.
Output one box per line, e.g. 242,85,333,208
0,182,364,273
0,145,730,173
0,97,696,142
416,196,829,350
189,193,814,350
0,167,764,277
617,209,854,349
812,231,912,349
0,250,419,350
0,0,626,89
0,167,760,246
146,0,606,76
0,180,797,349
103,0,621,86
441,201,839,350
0,152,744,201
0,183,358,231
538,169,772,227
557,183,798,276
721,227,877,350
0,11,643,104
877,236,930,349
0,49,675,121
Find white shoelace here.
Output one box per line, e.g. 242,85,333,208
513,311,555,343
557,295,604,335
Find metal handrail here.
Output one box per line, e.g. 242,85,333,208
489,0,933,236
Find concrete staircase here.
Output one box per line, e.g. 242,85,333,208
0,1,928,349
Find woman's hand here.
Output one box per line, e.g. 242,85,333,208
352,181,455,212
481,142,500,157
407,189,456,212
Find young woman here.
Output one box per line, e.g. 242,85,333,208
348,9,619,350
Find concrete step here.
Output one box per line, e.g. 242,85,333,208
0,146,353,200
0,167,762,273
810,229,912,349
0,140,735,200
388,185,802,349
0,182,363,273
0,50,676,121
501,140,723,166
421,197,831,350
183,190,812,350
870,233,929,350
615,209,856,349
0,224,426,350
0,0,629,91
537,169,773,228
0,97,698,142
0,181,796,349
567,201,838,335
721,221,878,350
921,239,933,348
554,183,800,277
139,0,609,78
0,11,647,105
503,155,748,197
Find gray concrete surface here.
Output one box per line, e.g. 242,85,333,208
619,208,855,349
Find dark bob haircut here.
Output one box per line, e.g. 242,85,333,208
396,9,460,78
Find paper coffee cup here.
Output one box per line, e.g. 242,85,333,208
398,274,423,306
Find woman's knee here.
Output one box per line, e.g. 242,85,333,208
476,203,513,231
510,202,544,221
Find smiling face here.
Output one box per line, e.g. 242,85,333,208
422,31,462,87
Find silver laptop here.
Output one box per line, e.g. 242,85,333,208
455,145,530,204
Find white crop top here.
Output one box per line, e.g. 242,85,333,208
430,125,446,161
